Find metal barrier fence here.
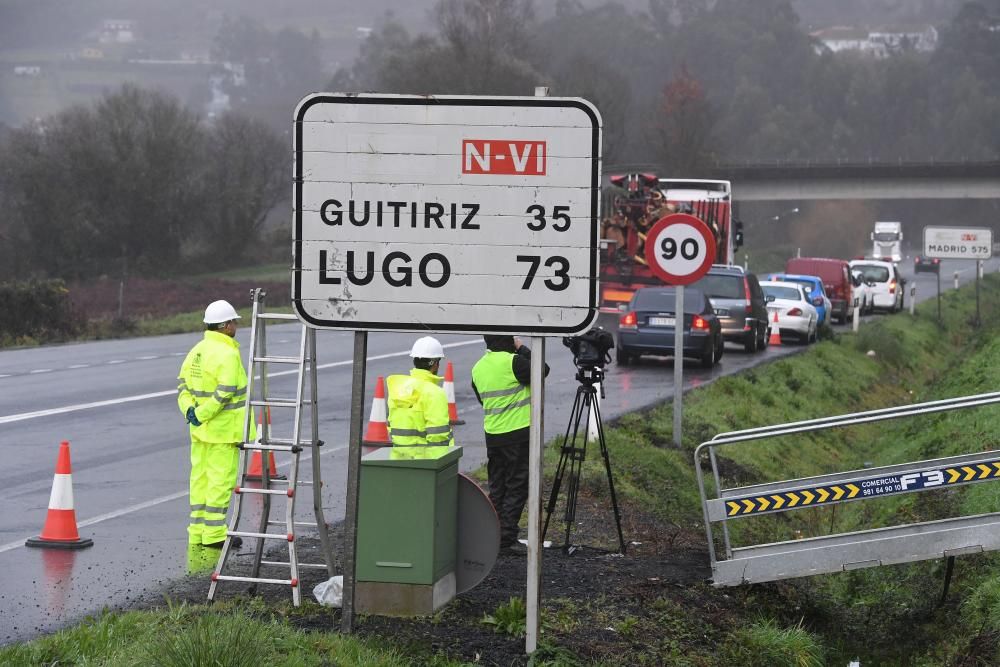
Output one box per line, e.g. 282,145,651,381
695,391,1000,586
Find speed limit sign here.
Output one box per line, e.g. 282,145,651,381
644,213,717,286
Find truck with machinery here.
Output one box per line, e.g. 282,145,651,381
598,173,743,312
871,221,903,262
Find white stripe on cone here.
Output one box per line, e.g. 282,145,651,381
445,378,456,403
48,474,74,511
370,396,387,422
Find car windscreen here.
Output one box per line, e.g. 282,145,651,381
632,288,706,314
853,264,891,282
762,285,802,301
874,232,899,242
694,274,743,299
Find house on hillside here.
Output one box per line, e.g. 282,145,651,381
811,25,938,58
100,19,136,44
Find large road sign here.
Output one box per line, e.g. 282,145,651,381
293,93,602,334
923,226,993,260
643,213,717,286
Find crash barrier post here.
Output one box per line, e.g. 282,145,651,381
954,271,960,290
909,283,916,316
852,302,860,333
695,391,1000,586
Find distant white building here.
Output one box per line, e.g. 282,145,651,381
811,25,938,58
99,19,136,44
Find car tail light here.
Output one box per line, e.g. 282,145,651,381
934,259,940,265
743,278,752,303
889,280,896,294
787,307,803,316
620,311,638,330
692,315,709,330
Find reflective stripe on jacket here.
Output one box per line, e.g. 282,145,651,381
177,330,255,444
471,351,531,435
386,368,454,453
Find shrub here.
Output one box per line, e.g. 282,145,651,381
0,279,83,344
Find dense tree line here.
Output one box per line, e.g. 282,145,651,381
331,0,1000,168
0,85,286,282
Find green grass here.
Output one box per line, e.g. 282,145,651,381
188,263,291,283
719,618,825,667
0,602,412,667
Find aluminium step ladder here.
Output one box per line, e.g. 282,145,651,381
208,288,334,605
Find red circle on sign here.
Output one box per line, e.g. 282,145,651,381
643,213,717,286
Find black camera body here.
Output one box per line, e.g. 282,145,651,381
564,327,615,369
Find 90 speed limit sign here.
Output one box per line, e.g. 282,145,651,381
644,213,717,286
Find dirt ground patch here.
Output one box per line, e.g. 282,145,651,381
153,482,723,666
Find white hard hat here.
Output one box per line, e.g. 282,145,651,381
410,336,444,358
203,300,241,324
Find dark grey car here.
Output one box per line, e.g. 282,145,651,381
692,266,770,352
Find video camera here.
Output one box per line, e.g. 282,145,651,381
563,327,614,369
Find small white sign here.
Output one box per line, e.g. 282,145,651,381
292,93,602,334
923,226,993,260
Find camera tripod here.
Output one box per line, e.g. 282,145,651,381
542,365,626,555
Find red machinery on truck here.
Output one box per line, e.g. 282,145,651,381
599,173,743,312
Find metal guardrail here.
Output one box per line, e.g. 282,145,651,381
695,391,1000,586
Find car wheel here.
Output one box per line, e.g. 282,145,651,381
715,336,724,361
757,323,768,351
744,326,758,353
700,341,716,368
616,347,631,365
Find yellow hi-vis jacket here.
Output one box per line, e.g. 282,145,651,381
471,351,531,435
386,368,454,459
177,330,255,444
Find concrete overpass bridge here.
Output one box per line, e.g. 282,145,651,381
607,160,1000,201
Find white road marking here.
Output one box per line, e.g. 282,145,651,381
137,355,158,360
0,339,480,425
0,374,10,379
68,364,90,369
0,443,348,554
107,360,126,365
29,369,52,374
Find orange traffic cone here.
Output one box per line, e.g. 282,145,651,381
246,409,284,481
445,361,465,426
362,376,390,446
26,441,93,550
768,310,782,346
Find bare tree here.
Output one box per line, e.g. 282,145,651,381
201,113,287,262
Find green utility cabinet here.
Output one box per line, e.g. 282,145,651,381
355,446,462,615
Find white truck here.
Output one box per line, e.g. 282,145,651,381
871,221,903,262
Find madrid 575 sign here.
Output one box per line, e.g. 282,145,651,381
292,94,602,334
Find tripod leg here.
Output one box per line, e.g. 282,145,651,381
593,399,627,554
543,386,587,547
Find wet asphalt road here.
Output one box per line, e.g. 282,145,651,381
0,256,994,644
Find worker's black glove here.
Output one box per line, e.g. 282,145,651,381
186,406,202,426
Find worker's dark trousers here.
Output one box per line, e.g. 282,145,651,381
486,441,530,548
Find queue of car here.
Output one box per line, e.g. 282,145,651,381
614,254,906,366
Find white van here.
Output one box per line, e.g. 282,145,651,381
849,259,904,312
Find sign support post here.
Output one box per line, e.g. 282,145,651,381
525,336,545,653
341,331,367,633
672,286,684,447
643,213,717,449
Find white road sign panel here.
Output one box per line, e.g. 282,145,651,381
923,226,993,260
293,94,602,333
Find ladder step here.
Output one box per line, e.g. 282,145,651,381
228,530,293,540
254,355,301,364
265,478,313,486
212,574,296,586
235,487,292,496
257,312,299,321
268,520,319,528
250,399,299,409
261,560,328,570
270,437,323,448
242,442,300,453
